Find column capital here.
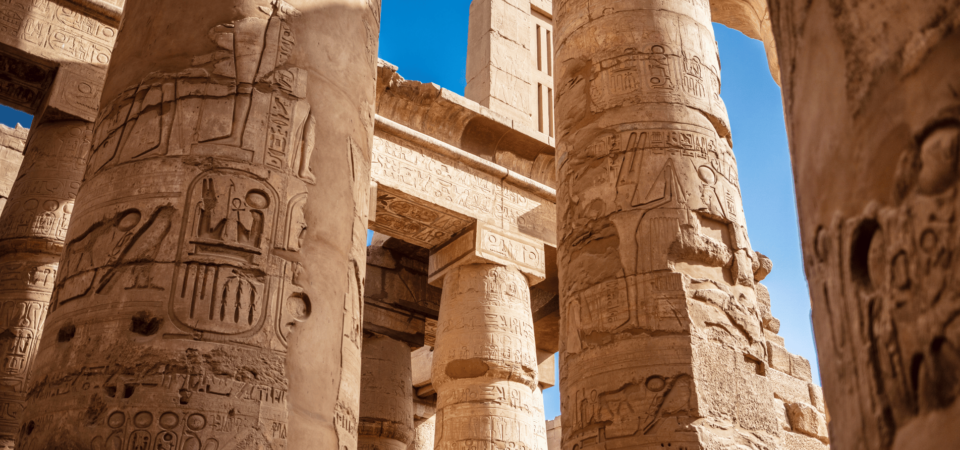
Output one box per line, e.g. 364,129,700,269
428,222,546,287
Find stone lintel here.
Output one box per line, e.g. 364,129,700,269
362,300,426,347
428,222,546,287
36,63,106,125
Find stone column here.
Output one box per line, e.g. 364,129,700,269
427,223,547,450
18,0,380,448
0,124,28,216
554,0,778,448
769,0,960,448
359,334,414,450
409,416,435,450
0,120,90,439
431,263,543,450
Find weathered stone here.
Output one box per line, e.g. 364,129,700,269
408,416,435,450
786,402,829,443
0,120,90,439
770,0,960,447
359,335,414,450
552,0,796,447
17,1,380,449
546,416,561,450
432,264,544,450
0,124,27,216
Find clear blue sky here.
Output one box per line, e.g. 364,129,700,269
0,0,818,425
376,0,819,421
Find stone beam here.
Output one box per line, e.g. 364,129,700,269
428,222,547,287
370,115,556,250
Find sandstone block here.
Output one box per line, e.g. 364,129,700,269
368,245,397,269
791,353,814,382
768,341,792,373
786,402,829,443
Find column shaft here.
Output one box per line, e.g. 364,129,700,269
554,0,776,448
18,0,380,448
432,264,544,450
0,120,90,438
359,334,414,450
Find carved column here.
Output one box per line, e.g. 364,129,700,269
0,120,90,439
427,224,547,450
770,0,960,448
359,334,414,450
430,255,545,450
554,0,779,448
18,0,380,448
0,124,28,216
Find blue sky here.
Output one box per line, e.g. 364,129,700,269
0,0,817,424
376,0,819,421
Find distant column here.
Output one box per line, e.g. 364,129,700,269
359,334,414,450
432,263,543,450
0,120,90,439
18,0,380,448
0,124,28,216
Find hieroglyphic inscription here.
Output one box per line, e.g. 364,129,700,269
428,224,546,286
371,130,556,246
20,5,323,449
0,0,116,68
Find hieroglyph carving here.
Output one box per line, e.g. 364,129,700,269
18,4,323,449
807,124,960,446
0,121,90,250
432,264,543,450
371,130,556,247
554,1,781,449
428,224,546,287
0,0,115,66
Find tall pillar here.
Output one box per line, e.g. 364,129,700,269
0,120,91,439
18,0,380,448
409,416,435,450
431,263,544,450
554,0,779,449
359,334,414,450
769,0,960,448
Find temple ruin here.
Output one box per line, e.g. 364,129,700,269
0,0,955,449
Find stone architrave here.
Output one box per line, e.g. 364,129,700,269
553,0,783,449
17,0,381,448
370,117,557,250
769,0,960,448
359,334,414,450
0,120,90,438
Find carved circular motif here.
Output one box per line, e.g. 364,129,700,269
22,199,38,211
246,190,270,209
646,376,666,392
118,210,142,232
159,412,179,429
921,229,939,252
133,411,153,428
42,200,59,212
107,411,125,428
286,295,311,321
187,414,206,431
697,166,716,185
